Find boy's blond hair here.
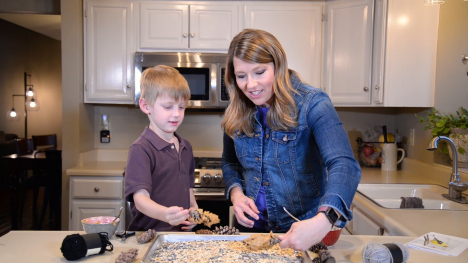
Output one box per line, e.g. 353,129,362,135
140,65,190,105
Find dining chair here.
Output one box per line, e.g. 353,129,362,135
31,134,57,150
14,138,34,155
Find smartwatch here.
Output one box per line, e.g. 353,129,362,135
317,207,341,226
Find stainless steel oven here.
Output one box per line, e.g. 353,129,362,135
134,52,229,109
192,157,231,230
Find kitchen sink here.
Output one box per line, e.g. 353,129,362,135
357,184,468,210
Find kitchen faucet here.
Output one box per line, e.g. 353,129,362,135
427,136,468,204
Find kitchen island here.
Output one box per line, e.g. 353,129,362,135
1,231,467,262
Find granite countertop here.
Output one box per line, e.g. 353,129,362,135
1,231,467,262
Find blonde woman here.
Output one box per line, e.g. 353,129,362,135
221,29,361,251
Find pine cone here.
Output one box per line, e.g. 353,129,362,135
115,248,139,263
136,229,157,244
309,242,328,253
312,257,321,263
212,225,240,235
195,229,213,235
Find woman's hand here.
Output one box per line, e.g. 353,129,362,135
230,187,259,228
278,213,332,251
164,206,189,226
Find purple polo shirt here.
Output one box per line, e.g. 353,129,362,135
125,127,195,231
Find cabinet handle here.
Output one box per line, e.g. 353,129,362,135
363,87,369,91
94,187,100,192
183,33,187,38
375,85,379,90
190,33,195,38
126,85,130,89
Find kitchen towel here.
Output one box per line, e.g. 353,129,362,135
399,197,424,208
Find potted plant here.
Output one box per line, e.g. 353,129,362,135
416,107,468,167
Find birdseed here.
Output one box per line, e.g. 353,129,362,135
150,240,303,263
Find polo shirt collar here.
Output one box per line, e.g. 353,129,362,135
142,126,186,151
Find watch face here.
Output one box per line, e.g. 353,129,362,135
327,208,339,224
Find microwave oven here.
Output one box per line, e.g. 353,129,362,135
134,52,229,109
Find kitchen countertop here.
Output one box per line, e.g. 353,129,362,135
1,231,467,262
66,151,468,239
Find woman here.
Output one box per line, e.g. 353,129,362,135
221,29,361,251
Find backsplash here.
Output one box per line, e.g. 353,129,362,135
93,105,398,157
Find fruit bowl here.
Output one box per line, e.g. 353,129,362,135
81,216,120,237
322,227,342,246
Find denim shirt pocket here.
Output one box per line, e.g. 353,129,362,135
233,132,249,165
272,131,297,164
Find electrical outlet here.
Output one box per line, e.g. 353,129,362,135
410,129,415,146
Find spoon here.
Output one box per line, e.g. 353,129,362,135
113,207,123,226
283,207,300,222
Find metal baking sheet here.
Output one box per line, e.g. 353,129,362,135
141,234,313,263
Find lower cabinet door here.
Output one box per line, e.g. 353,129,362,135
352,207,384,235
70,199,124,232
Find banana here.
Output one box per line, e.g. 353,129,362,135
430,239,448,247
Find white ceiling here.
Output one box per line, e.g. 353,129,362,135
0,13,61,41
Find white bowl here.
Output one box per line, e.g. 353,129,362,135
81,216,120,237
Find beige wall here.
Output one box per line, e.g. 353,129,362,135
0,19,62,149
61,0,86,230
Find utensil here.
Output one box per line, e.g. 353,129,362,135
382,125,388,143
283,207,300,222
113,207,123,226
433,235,443,245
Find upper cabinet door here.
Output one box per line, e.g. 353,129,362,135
244,2,323,88
84,1,134,104
138,3,189,50
323,0,374,105
190,4,241,50
383,0,439,107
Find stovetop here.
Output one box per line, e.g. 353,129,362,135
194,157,224,189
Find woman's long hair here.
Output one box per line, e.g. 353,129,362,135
222,29,298,137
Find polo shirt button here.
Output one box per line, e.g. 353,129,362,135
171,145,174,149
275,226,280,231
265,182,269,186
266,134,270,139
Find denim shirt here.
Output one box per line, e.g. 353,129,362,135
222,73,361,231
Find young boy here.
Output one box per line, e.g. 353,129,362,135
125,65,198,231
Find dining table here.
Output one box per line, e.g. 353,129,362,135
0,149,62,230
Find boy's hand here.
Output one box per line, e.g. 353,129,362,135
164,206,189,226
180,220,197,231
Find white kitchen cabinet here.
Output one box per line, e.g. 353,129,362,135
84,0,134,104
380,0,439,107
244,2,323,88
69,176,125,232
324,0,439,106
323,0,375,105
137,2,242,51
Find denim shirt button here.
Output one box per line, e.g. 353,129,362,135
264,182,269,186
275,226,281,231
255,157,260,161
255,134,260,137
266,134,270,139
283,135,288,142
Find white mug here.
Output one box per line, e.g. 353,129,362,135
381,143,405,171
